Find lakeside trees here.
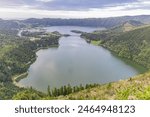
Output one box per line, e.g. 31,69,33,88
0,27,60,99
47,84,99,97
12,83,99,100
0,18,150,100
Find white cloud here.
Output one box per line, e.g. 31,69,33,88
0,0,150,19
0,7,150,19
36,0,53,2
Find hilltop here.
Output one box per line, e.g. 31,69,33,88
22,15,150,28
110,20,144,32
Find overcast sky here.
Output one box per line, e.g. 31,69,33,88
0,0,150,19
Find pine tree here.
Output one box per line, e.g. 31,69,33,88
60,86,64,95
80,84,84,90
64,86,67,95
85,84,89,89
47,85,51,97
73,86,76,93
53,88,58,97
67,84,72,94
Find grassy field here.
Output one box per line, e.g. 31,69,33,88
91,40,101,46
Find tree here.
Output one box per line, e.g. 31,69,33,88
60,86,64,95
47,85,51,97
67,84,72,94
63,86,67,95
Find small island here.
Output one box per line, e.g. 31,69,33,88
71,30,84,34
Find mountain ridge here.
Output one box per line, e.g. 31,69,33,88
22,15,150,28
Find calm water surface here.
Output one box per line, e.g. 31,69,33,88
19,26,146,92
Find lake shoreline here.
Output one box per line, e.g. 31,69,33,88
86,39,148,73
12,29,60,88
11,44,59,88
19,26,147,92
12,72,28,88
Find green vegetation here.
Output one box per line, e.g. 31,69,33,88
0,82,22,100
1,18,150,100
102,26,150,69
91,40,101,46
13,87,46,100
46,84,98,97
82,22,150,69
111,20,144,32
57,72,150,100
12,84,99,100
11,71,150,100
71,30,83,34
0,27,60,99
13,73,28,84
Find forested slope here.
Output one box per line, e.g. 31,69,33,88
103,26,150,69
82,22,150,69
0,28,60,99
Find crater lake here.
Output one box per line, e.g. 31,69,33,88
19,26,146,92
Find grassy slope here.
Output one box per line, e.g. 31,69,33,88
111,20,144,32
91,40,101,46
57,72,150,100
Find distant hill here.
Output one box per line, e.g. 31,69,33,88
0,20,21,30
111,20,144,32
0,15,149,29
126,20,144,26
22,15,150,28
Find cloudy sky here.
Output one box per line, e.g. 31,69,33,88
0,0,150,19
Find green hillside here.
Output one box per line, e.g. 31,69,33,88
0,28,60,99
1,18,150,100
82,24,150,69
110,20,144,32
103,25,150,69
